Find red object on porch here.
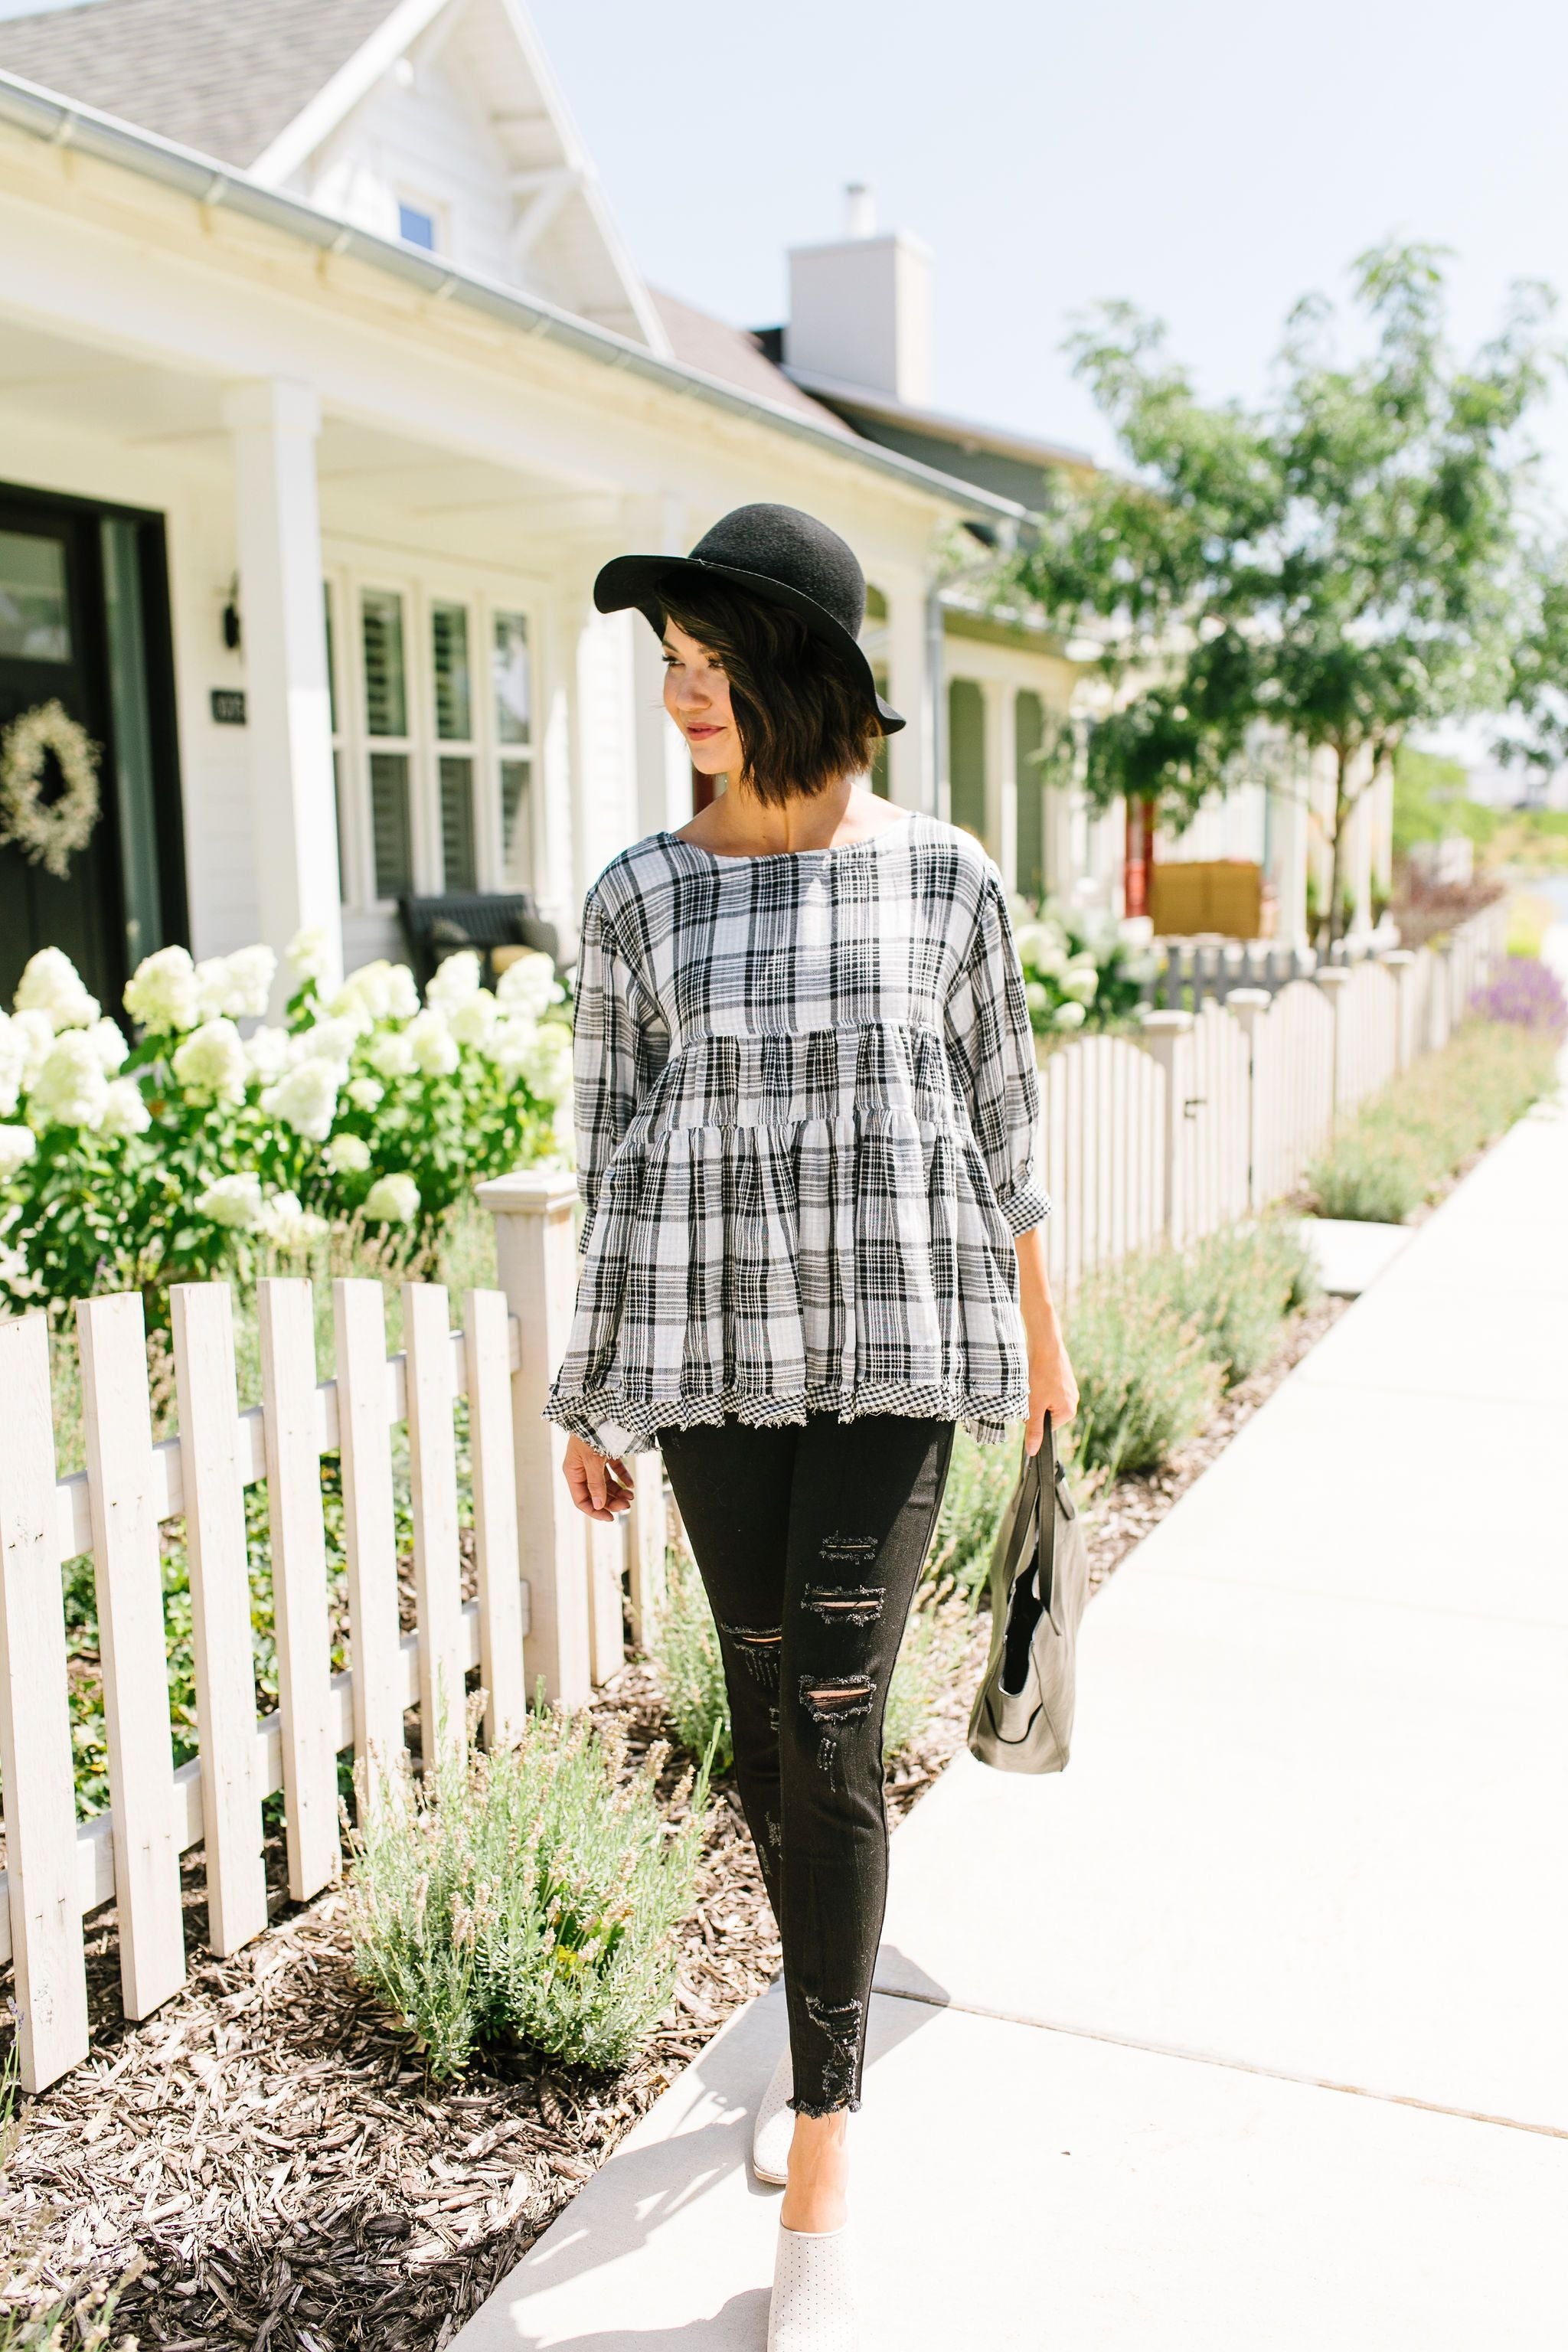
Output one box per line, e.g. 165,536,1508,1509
1124,795,1156,919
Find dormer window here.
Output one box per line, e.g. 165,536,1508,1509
397,198,439,252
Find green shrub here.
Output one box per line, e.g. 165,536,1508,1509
344,1704,710,2080
1307,1135,1425,1223
1158,1220,1320,1383
1307,1018,1558,1223
1065,1262,1221,1480
880,1600,975,1759
649,1547,733,1772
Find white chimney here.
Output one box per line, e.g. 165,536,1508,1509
786,185,933,407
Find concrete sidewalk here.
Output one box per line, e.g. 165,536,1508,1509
456,1054,1568,2350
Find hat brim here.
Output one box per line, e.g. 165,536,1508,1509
593,552,905,735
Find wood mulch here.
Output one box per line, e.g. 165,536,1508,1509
0,1298,1344,2349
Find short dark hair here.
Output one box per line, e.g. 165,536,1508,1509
657,577,881,806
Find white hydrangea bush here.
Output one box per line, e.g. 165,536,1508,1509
1011,901,1161,1040
0,936,570,1312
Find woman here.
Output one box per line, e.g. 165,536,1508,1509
546,503,1077,2349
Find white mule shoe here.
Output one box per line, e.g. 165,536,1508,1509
767,2221,858,2351
752,2045,793,2185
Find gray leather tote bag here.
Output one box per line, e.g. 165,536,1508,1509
967,1419,1089,1775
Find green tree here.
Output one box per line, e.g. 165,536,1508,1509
1006,244,1563,942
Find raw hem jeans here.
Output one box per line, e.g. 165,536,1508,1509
659,1413,956,2116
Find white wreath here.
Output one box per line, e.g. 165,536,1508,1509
0,700,101,880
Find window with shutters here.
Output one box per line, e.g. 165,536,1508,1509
327,573,538,910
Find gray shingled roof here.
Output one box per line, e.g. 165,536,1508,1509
648,290,853,439
0,0,396,168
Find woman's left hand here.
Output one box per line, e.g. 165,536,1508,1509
1014,1223,1077,1456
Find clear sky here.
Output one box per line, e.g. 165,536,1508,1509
5,0,1567,488
521,0,1568,490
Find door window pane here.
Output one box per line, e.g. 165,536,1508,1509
439,756,476,891
493,611,531,745
501,760,531,886
371,751,413,897
0,529,70,660
324,584,338,734
432,602,472,740
361,590,407,737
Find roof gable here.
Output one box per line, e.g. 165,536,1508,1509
0,0,394,170
0,0,667,351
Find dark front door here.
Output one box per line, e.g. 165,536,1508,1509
0,487,185,1016
0,500,122,1010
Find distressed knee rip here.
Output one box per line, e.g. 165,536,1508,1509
799,1672,875,1779
724,1622,781,1690
802,1583,884,1627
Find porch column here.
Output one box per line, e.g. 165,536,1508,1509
220,379,341,992
982,677,1015,886
884,571,934,812
625,496,691,838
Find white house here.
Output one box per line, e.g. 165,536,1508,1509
0,0,1040,1017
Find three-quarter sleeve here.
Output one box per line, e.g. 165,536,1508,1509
945,869,1051,1237
570,890,665,1248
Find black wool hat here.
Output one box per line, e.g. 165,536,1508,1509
593,502,904,734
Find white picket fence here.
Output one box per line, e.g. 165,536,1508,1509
1037,901,1508,1290
0,901,1507,2097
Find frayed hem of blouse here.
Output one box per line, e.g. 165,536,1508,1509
543,1380,1027,1455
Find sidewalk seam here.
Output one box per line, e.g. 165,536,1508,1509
868,1983,1568,2141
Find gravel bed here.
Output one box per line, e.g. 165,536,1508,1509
0,1299,1341,2347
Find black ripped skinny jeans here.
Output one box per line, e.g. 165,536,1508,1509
658,1413,956,2117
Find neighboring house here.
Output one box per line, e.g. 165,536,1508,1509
0,0,1021,1012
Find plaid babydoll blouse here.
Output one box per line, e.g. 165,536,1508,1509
544,813,1050,1455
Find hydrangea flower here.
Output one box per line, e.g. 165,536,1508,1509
195,945,278,1021
286,926,331,984
31,1033,109,1129
346,1076,384,1110
0,1014,26,1118
426,950,482,1012
261,1055,341,1144
100,1077,152,1138
14,947,100,1031
325,1132,371,1174
1054,1001,1087,1031
197,1171,264,1229
0,1124,38,1181
406,1009,459,1077
125,944,200,1034
496,951,557,1018
450,988,498,1047
513,1023,573,1105
332,959,419,1024
172,1018,249,1104
86,1018,129,1074
261,1190,328,1251
368,1028,416,1080
245,1025,292,1082
1060,962,1100,1005
291,1015,360,1070
363,1171,419,1223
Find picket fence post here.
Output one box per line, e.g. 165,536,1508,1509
626,1453,668,1649
464,1285,528,1749
479,1171,593,1707
403,1282,466,1768
1223,988,1270,1211
171,1282,269,1955
1381,950,1417,1073
1315,965,1353,1110
331,1278,406,1812
1138,1008,1192,1243
0,1312,89,2094
76,1292,187,2020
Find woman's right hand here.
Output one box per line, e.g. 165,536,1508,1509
563,1432,635,1522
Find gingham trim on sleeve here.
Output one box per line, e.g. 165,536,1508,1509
944,867,1050,1238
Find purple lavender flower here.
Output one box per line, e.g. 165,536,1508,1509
1469,956,1568,1034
